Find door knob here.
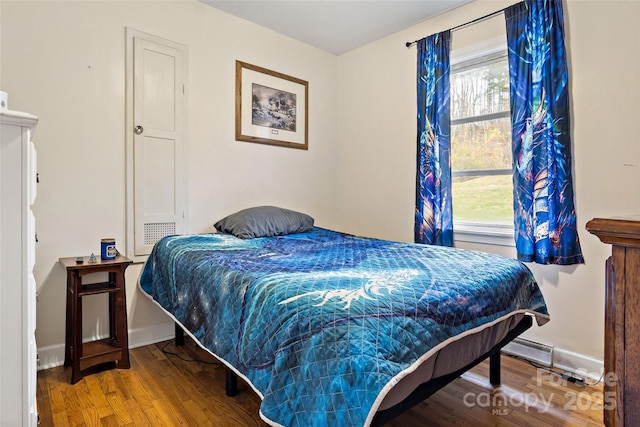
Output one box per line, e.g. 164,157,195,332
134,125,144,135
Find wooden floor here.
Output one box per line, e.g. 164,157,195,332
37,338,605,426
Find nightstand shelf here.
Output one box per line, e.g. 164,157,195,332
78,283,119,296
59,255,133,384
78,339,123,371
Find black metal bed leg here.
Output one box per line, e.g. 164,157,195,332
226,368,238,397
175,323,185,347
489,352,501,385
173,322,238,397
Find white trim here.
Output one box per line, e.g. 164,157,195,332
451,35,507,65
454,223,515,247
0,110,39,129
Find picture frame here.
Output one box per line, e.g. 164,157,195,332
235,61,308,150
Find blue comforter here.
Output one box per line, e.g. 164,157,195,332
139,227,549,426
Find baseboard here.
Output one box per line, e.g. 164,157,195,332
502,338,603,382
128,320,175,349
37,321,174,371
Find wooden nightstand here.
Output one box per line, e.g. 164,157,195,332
60,255,133,384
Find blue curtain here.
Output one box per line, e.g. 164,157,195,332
505,0,583,265
415,31,453,246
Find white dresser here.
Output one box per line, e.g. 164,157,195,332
1,109,39,426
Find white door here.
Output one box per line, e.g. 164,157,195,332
126,29,187,260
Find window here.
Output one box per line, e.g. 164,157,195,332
450,38,514,246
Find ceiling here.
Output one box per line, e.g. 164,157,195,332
201,1,472,55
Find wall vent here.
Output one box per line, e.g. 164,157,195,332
502,337,553,367
144,222,175,246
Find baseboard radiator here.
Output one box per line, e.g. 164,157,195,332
501,337,553,367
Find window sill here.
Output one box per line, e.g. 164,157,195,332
454,223,515,247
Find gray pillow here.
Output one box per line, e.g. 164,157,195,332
214,206,314,239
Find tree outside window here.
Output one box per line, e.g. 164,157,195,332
450,51,513,228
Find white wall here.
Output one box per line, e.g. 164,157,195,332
335,0,640,367
2,0,639,371
1,0,339,367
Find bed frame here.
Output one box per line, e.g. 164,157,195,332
173,314,533,425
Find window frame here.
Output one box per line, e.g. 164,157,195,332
449,36,515,247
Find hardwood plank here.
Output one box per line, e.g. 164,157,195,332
62,386,88,426
181,399,218,427
98,414,120,427
119,369,154,412
140,407,168,427
104,388,134,425
121,399,152,427
83,375,113,418
37,339,603,426
80,407,100,427
51,411,72,427
150,398,190,426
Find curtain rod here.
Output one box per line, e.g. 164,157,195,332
405,6,508,48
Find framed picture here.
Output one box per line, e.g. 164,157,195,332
235,61,308,150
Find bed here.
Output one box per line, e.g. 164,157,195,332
138,207,549,427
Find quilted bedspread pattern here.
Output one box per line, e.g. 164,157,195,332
139,227,549,427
